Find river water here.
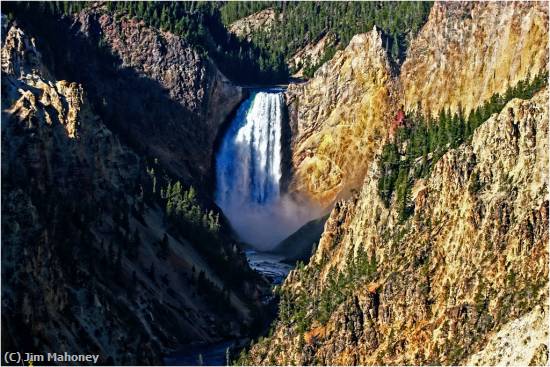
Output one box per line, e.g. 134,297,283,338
245,250,292,285
164,250,292,366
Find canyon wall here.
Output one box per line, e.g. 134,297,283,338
246,2,549,365
287,1,548,206
285,27,396,207
17,5,243,185
401,1,548,117
247,85,549,366
1,18,264,364
74,8,244,181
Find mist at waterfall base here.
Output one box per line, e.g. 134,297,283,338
215,90,321,250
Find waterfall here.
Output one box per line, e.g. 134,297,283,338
215,90,290,248
215,90,321,249
216,91,283,209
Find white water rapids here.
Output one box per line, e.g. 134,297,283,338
215,90,319,249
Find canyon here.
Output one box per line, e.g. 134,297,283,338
246,86,549,365
2,1,548,366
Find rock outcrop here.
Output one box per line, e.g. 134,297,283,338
246,85,549,365
466,305,549,366
229,8,280,41
288,32,338,78
75,8,243,183
401,1,548,117
76,9,242,147
249,2,549,364
285,27,396,207
18,5,243,185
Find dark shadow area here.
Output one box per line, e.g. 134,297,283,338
271,214,329,264
5,3,214,189
206,89,250,196
279,91,295,195
379,29,406,76
2,6,276,363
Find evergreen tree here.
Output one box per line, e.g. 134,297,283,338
159,233,169,258
376,71,547,218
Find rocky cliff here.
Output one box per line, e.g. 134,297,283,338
229,8,280,41
286,1,548,206
12,4,243,185
245,2,549,364
246,85,549,366
285,27,396,207
401,1,548,117
73,8,244,181
1,18,264,365
288,32,337,78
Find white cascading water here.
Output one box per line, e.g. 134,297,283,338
216,90,316,249
216,91,283,208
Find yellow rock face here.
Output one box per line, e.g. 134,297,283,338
247,86,549,367
2,26,85,139
401,1,549,117
287,2,548,208
286,28,397,207
246,2,549,365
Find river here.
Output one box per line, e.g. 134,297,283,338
166,87,299,365
163,250,292,366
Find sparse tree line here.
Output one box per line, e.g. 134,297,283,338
144,159,222,251
163,181,221,236
378,72,548,221
143,158,262,294
104,1,289,84
233,243,378,363
300,46,337,79
274,244,377,335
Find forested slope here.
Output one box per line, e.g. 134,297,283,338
19,1,432,84
222,2,432,77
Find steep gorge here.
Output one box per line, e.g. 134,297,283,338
1,1,548,366
401,1,548,117
246,83,549,367
9,4,244,185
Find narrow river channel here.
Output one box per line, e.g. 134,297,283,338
164,250,292,366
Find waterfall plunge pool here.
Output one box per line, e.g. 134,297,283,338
165,89,324,365
164,89,314,365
